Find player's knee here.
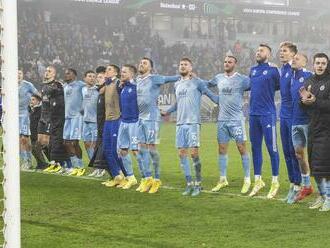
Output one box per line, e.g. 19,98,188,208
148,144,156,150
295,150,304,161
132,150,138,157
20,136,28,146
218,145,227,155
119,149,128,157
237,144,246,155
140,143,148,150
190,148,199,158
178,149,188,158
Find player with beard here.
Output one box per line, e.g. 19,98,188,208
248,44,281,199
135,57,180,193
162,58,218,197
205,56,251,194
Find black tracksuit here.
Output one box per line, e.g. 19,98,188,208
303,73,330,177
30,104,48,169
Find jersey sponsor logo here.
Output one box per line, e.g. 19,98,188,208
84,94,92,99
221,87,233,95
263,70,268,75
137,88,143,94
299,77,304,83
266,124,271,128
178,89,187,97
65,88,73,96
320,85,325,91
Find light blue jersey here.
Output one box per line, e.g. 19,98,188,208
64,80,85,119
208,72,250,121
168,77,218,125
19,80,38,116
136,74,180,121
82,85,99,123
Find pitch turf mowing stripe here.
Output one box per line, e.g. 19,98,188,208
22,170,287,202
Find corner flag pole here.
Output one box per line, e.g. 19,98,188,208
1,0,21,247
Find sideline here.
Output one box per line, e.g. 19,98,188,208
23,169,287,202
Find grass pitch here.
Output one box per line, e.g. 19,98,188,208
4,123,330,247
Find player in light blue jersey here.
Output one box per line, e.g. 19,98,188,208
63,68,85,176
18,69,39,170
162,58,218,197
136,57,180,194
206,56,251,194
82,70,98,161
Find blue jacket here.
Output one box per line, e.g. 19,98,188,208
280,63,293,119
291,69,313,125
249,62,280,116
120,80,139,123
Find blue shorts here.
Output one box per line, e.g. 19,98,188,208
63,117,82,140
118,121,139,150
138,119,160,145
217,120,247,144
292,124,308,148
19,115,30,136
176,124,200,148
82,122,98,142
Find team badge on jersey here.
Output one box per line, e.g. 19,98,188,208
285,72,289,78
320,85,325,91
252,70,256,76
299,77,304,83
263,70,268,75
128,88,132,93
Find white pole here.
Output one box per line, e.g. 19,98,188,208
2,0,21,247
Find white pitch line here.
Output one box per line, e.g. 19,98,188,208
23,169,287,202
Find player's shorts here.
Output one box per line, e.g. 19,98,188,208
63,116,82,140
292,124,308,148
82,122,98,142
176,124,200,148
138,119,160,145
217,120,247,144
19,115,30,136
118,121,139,150
37,120,51,135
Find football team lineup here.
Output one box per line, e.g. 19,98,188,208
1,1,330,246
18,43,330,213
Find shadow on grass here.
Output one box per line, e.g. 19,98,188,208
22,219,180,248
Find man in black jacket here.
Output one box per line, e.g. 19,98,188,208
42,66,70,172
301,53,330,211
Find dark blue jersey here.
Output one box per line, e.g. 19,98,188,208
120,80,139,123
280,63,293,119
249,62,280,116
291,69,313,125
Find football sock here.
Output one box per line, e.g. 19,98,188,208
150,149,160,179
121,153,134,176
218,154,228,178
301,174,311,187
180,156,192,183
241,154,250,178
192,156,202,183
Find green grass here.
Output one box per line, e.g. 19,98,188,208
5,123,330,247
